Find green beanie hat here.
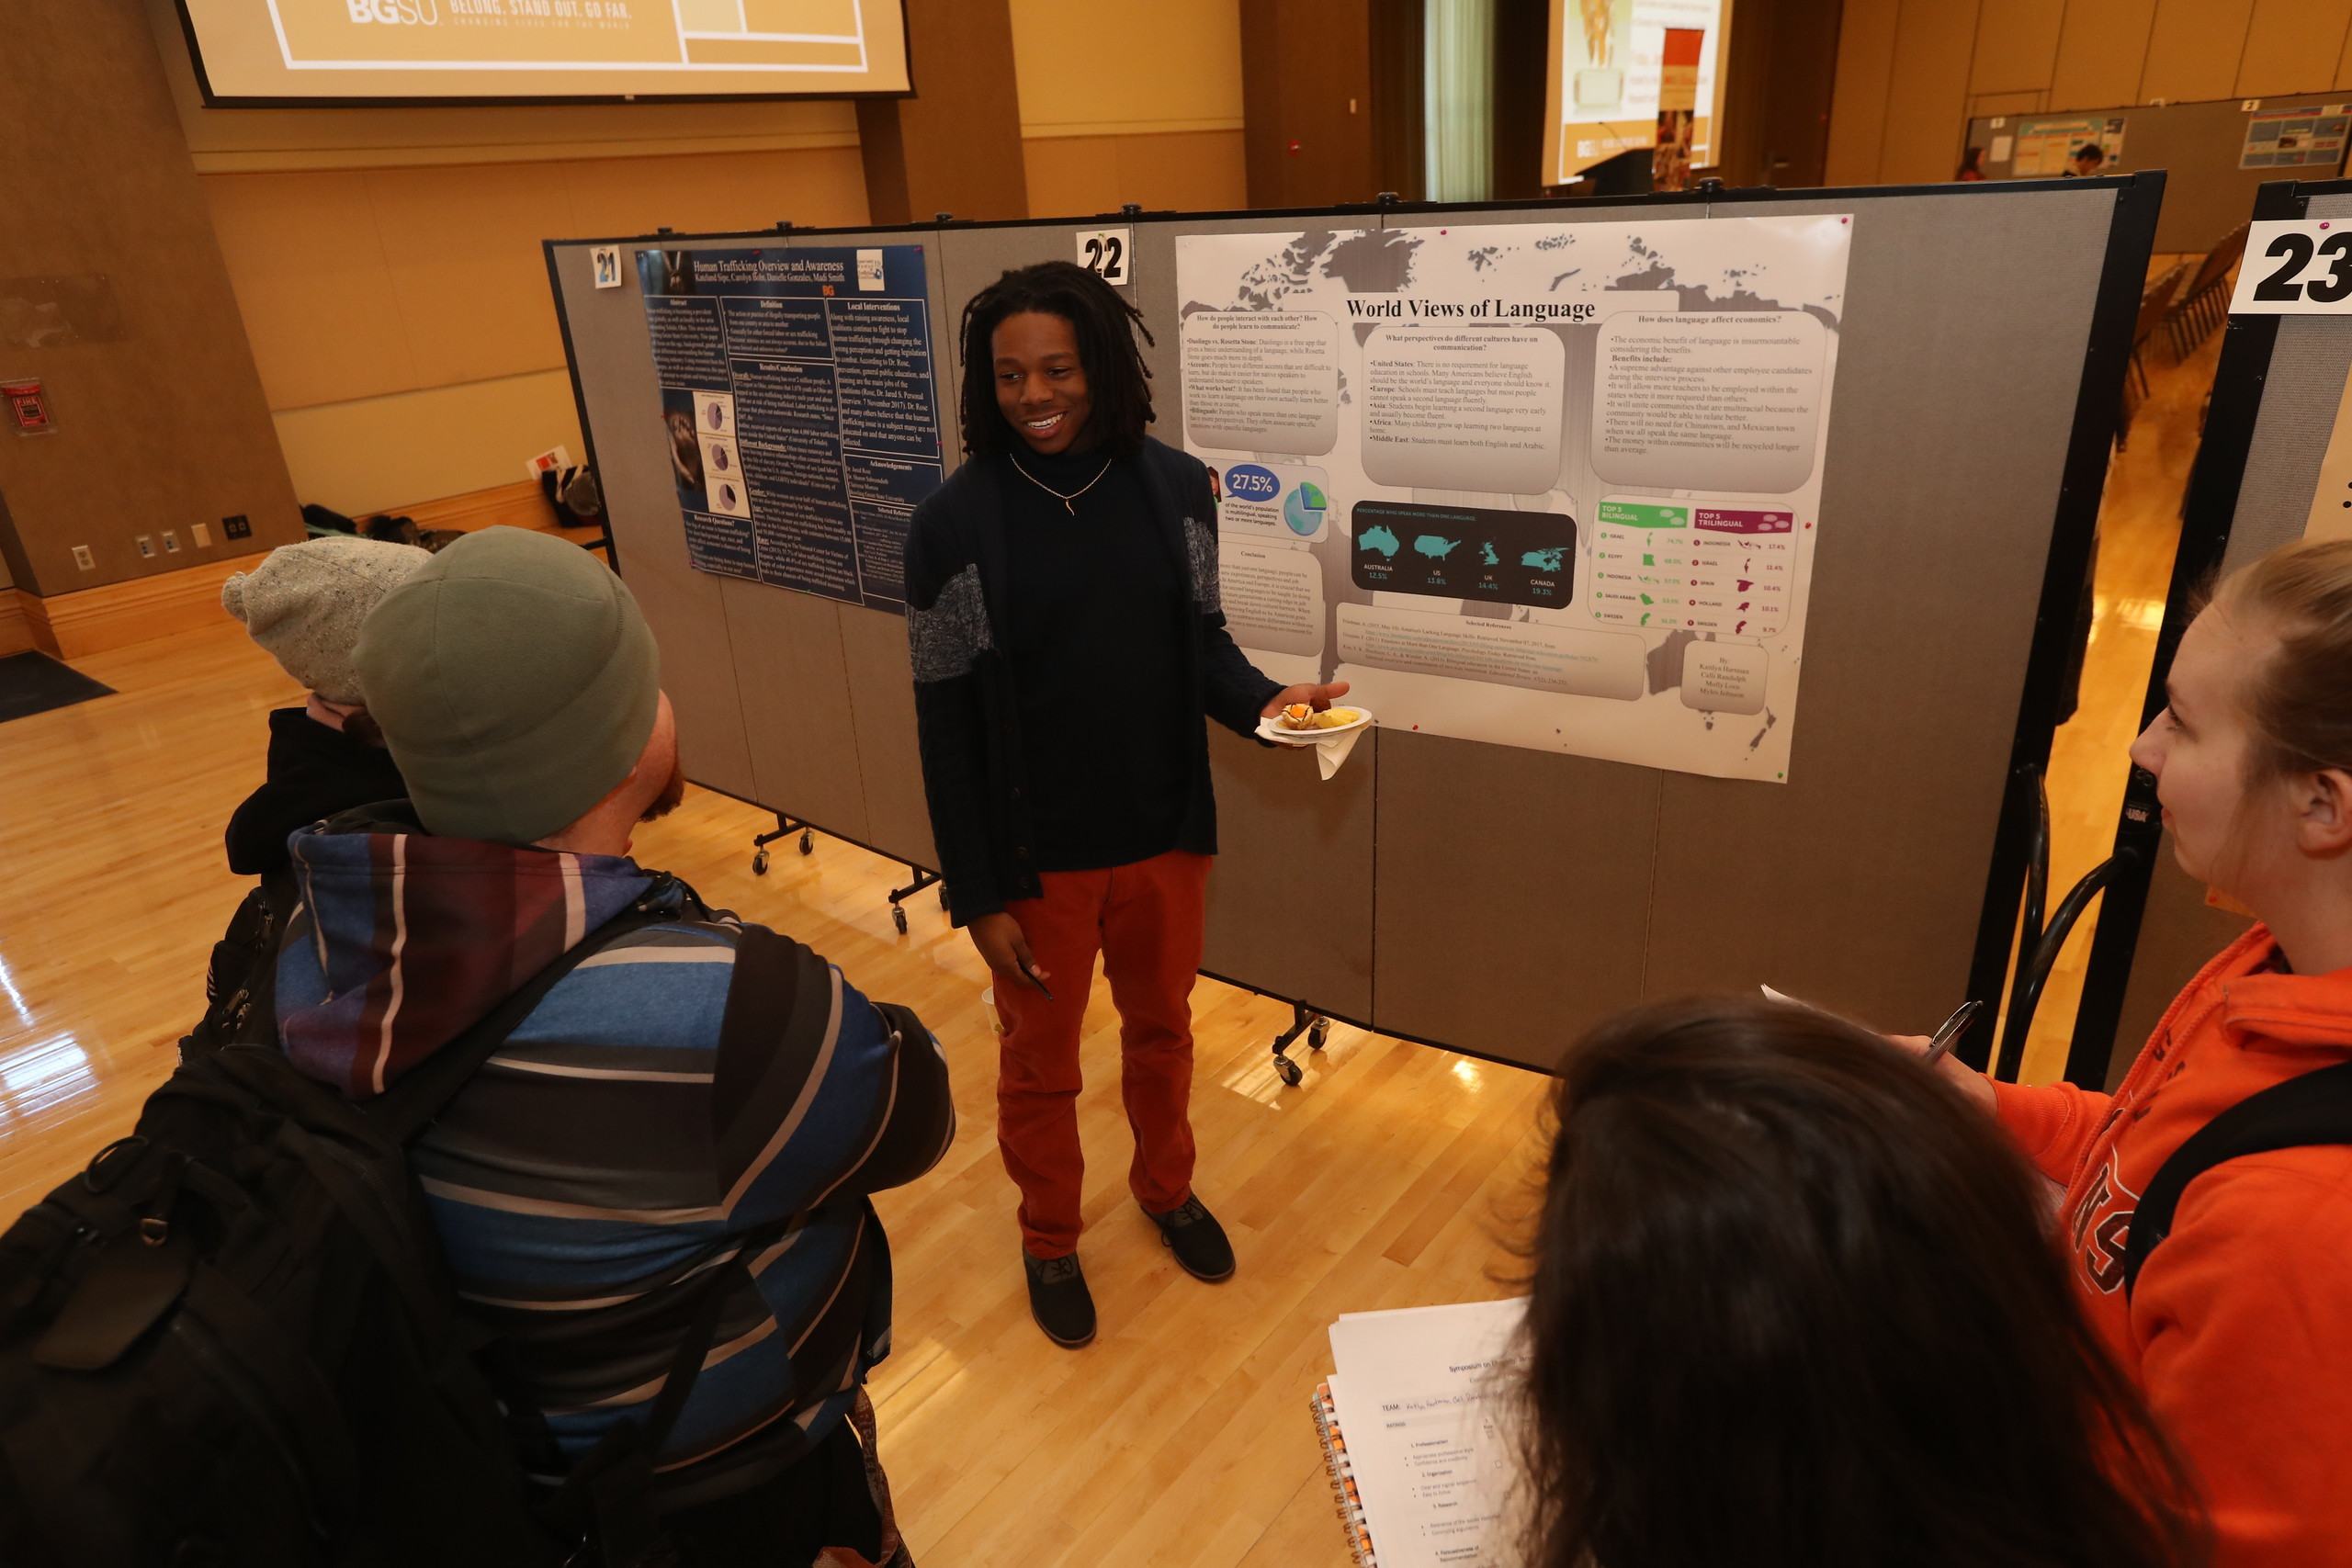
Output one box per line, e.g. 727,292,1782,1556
354,527,661,845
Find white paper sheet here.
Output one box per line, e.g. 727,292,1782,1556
1327,1298,1528,1566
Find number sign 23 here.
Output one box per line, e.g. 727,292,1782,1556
1075,228,1132,287
2231,220,2352,314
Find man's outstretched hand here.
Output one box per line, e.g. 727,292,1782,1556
1261,681,1351,717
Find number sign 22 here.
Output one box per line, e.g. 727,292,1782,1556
1075,228,1132,287
2230,220,2352,314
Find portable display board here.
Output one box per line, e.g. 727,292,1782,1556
1964,96,2346,254
549,173,2159,1073
2070,177,2352,1089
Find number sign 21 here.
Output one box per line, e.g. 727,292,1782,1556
1075,228,1132,287
2230,220,2352,314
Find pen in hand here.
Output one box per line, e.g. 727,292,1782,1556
1920,999,1985,1066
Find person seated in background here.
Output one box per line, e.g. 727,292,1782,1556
220,535,430,874
2068,142,2108,177
277,526,953,1565
1515,996,2206,1568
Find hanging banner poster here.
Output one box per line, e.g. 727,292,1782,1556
639,244,944,614
1178,215,1852,783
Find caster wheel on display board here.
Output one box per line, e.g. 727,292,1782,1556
1275,1056,1303,1088
752,851,769,876
1309,1018,1330,1051
893,907,910,935
798,830,815,856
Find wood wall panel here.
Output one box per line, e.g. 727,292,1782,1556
1007,0,1245,137
1240,0,1374,208
1825,0,1902,185
2049,0,2160,111
2235,0,2352,96
1022,130,1249,219
2139,0,2258,105
553,147,870,240
1970,90,2048,120
856,0,1028,222
0,0,300,596
1879,0,1981,185
1970,0,2063,94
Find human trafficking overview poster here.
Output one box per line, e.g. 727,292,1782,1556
1177,215,1852,783
639,244,944,614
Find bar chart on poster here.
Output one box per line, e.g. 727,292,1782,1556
175,0,911,101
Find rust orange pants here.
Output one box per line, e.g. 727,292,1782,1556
994,850,1209,1258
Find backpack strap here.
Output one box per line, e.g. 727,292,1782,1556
2123,1058,2352,1298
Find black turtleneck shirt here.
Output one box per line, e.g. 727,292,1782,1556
998,443,1193,873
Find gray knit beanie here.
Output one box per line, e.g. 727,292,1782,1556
353,526,661,846
220,536,432,705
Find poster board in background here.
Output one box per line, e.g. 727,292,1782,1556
175,0,912,103
2008,115,2124,177
1543,0,1732,184
1965,96,2346,254
2240,104,2352,171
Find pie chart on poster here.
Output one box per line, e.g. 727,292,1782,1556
1284,480,1328,536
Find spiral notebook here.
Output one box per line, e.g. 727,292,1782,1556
1312,1381,1378,1566
1311,1296,1526,1567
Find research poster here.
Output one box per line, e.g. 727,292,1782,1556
639,244,944,614
1178,216,1851,783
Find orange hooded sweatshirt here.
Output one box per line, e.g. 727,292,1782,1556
1991,925,2352,1567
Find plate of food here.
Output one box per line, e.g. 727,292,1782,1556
1256,703,1374,745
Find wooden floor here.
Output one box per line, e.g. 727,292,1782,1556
0,328,2216,1563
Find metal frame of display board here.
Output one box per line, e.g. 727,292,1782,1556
546,172,2163,1079
2064,176,2352,1088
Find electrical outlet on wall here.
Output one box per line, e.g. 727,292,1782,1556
71,545,95,571
135,535,155,559
190,522,213,548
222,514,251,540
162,529,181,554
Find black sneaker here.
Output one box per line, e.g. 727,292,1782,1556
1023,1251,1096,1348
1146,1195,1236,1282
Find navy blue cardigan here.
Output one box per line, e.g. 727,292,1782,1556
902,437,1280,925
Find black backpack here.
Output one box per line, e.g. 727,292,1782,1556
0,884,691,1566
2123,1060,2352,1297
183,872,298,1056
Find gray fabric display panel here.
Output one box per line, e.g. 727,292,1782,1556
547,242,757,805
552,179,2145,1073
548,228,958,863
1967,98,2346,254
2107,188,2352,1080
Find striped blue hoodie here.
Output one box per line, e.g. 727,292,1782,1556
274,810,955,1480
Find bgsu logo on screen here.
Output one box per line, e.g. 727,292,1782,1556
345,0,440,23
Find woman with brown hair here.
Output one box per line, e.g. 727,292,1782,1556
1520,996,2205,1568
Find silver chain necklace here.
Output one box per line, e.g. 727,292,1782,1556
1010,452,1113,514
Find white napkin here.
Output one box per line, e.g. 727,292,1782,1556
1316,727,1365,781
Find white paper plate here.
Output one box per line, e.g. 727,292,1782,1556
1255,706,1374,745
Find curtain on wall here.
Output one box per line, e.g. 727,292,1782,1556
1425,0,1496,201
